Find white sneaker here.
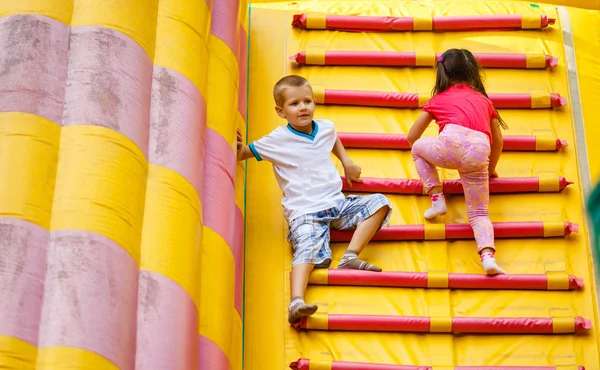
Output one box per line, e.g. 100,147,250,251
424,193,447,220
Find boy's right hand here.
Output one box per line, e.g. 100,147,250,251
489,169,498,178
343,162,363,187
236,128,245,161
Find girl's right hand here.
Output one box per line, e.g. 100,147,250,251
489,170,498,178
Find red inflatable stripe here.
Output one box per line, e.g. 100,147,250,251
312,270,583,290
493,93,566,108
433,15,554,31
291,358,427,370
320,90,566,109
292,14,554,32
296,315,591,333
341,176,572,194
291,51,558,69
337,132,567,151
290,358,585,370
330,222,578,242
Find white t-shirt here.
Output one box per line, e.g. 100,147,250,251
249,119,345,221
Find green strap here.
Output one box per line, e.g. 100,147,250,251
588,182,600,252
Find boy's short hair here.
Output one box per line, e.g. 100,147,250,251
273,75,312,106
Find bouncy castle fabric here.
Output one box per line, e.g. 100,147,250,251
0,1,247,369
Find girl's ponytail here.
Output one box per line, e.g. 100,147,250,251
436,49,509,130
432,57,451,97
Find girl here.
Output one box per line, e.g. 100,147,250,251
407,48,507,275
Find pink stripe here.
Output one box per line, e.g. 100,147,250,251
198,335,230,370
205,128,236,190
0,14,69,124
38,230,139,370
0,218,48,346
136,270,198,370
233,206,244,315
210,0,239,52
62,26,152,157
149,66,206,198
237,27,247,120
203,128,236,248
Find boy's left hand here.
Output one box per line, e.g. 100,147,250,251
344,162,363,187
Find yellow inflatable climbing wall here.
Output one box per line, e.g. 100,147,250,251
0,0,599,369
245,1,600,370
0,0,247,369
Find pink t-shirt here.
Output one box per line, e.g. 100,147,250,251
422,84,498,142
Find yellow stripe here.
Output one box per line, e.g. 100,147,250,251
238,0,249,35
424,224,445,240
207,35,239,151
313,85,326,104
521,15,541,29
199,227,235,356
535,136,557,151
306,13,326,29
50,125,147,264
306,313,328,330
236,161,245,214
547,273,570,290
0,0,72,25
70,0,158,59
429,317,452,332
0,335,37,370
37,347,118,370
418,93,429,107
526,54,546,69
552,317,575,333
543,221,565,237
413,17,433,31
415,53,435,67
530,91,551,108
209,34,240,86
310,360,333,370
309,269,329,285
431,367,454,370
230,309,243,370
154,0,210,97
427,272,449,288
538,174,559,192
140,164,202,309
0,113,60,229
306,51,326,65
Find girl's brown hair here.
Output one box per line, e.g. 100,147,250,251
434,49,508,129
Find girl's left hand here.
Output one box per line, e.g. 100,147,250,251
344,162,363,187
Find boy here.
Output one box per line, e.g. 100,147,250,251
237,75,391,324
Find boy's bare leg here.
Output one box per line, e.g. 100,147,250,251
288,263,318,324
338,206,389,272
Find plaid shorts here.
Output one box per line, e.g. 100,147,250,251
287,194,391,267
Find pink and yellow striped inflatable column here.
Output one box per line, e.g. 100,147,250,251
0,3,71,368
0,0,248,369
38,1,156,369
135,0,211,369
199,0,248,369
237,0,249,321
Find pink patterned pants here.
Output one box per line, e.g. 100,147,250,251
412,124,494,252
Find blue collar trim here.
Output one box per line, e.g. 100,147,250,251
287,121,318,141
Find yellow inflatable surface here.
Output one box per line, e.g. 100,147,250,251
0,0,598,369
245,1,600,369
